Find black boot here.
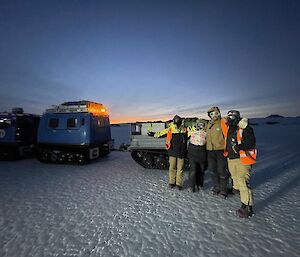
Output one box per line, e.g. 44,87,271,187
219,192,227,199
188,187,195,193
248,206,254,217
195,185,203,191
236,203,253,218
211,187,220,195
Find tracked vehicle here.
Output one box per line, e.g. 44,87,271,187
37,101,112,164
129,119,197,169
0,108,40,160
129,122,169,169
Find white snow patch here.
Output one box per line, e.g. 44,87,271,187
0,123,300,257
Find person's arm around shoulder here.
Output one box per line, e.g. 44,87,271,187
187,125,195,137
238,118,256,150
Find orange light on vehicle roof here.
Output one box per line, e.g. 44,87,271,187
86,102,109,116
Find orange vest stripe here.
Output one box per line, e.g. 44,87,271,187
165,128,172,150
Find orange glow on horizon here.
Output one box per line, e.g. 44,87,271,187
110,114,172,124
110,112,208,124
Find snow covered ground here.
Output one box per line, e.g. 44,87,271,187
0,121,300,257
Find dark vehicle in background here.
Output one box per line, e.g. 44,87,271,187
0,108,40,160
37,101,112,164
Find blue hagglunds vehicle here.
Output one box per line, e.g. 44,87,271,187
0,108,40,160
37,101,112,164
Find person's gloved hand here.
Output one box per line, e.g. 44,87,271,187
231,138,239,154
154,132,160,138
147,132,155,137
232,143,240,154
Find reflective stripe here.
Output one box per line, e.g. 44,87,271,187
221,118,229,157
165,128,172,150
240,149,257,164
237,129,242,144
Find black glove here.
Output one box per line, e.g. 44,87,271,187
147,132,155,137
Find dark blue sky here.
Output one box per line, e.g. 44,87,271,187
0,0,299,122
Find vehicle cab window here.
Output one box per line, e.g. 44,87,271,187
49,118,59,129
67,118,77,129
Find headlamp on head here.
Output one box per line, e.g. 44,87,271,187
207,106,221,120
195,119,206,130
173,115,182,127
227,110,241,126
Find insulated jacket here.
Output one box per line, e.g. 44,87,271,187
188,127,206,146
187,126,207,161
221,118,257,165
206,118,226,151
155,122,187,158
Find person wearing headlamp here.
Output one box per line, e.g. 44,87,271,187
154,115,187,190
221,110,257,218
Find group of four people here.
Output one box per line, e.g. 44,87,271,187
154,106,257,218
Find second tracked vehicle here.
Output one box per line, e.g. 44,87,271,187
129,119,197,169
129,122,169,169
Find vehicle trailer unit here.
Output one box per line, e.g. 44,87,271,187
0,108,40,160
37,101,112,164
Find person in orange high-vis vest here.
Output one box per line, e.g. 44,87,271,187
154,115,187,190
221,110,257,218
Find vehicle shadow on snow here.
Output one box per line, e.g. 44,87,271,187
254,172,300,213
251,150,299,190
251,146,300,214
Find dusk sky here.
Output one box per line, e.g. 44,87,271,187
0,0,299,123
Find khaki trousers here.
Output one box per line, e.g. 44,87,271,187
169,156,185,187
227,158,253,206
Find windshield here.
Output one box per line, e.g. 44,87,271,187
0,118,12,129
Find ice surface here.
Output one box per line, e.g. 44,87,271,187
0,122,300,257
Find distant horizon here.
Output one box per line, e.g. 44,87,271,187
1,104,299,124
110,113,300,125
